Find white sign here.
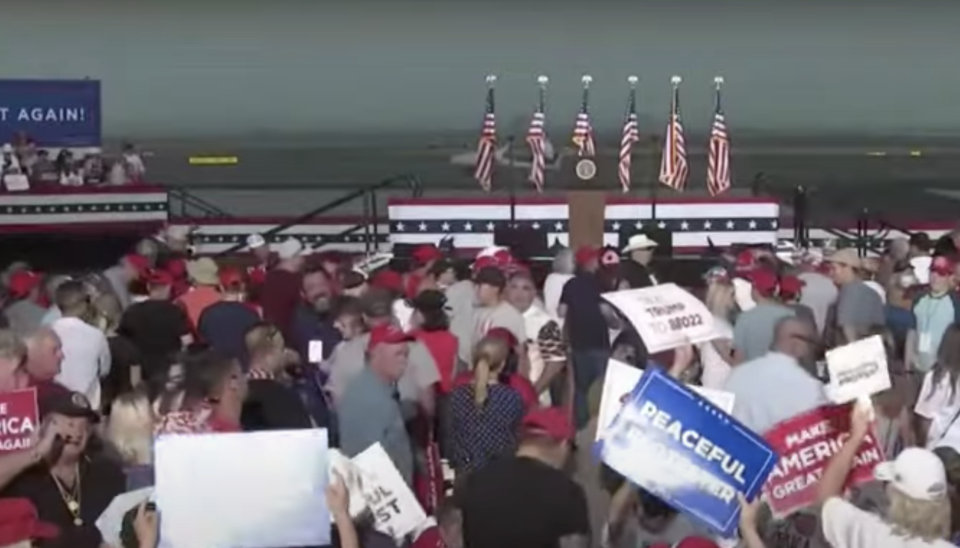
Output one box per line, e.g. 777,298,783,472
595,359,736,440
155,429,330,548
96,487,154,548
348,443,428,541
602,284,720,354
825,335,891,403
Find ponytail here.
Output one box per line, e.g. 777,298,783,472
473,358,492,407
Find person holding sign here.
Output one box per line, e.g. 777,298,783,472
2,390,124,548
817,403,955,547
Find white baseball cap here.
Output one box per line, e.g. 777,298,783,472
874,447,948,501
246,234,267,250
276,238,305,260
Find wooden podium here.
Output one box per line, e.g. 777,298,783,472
566,159,607,249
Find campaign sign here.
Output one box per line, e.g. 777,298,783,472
762,404,884,518
595,359,736,441
602,284,718,354
155,429,330,548
0,79,101,147
596,367,778,537
0,388,38,454
825,335,890,404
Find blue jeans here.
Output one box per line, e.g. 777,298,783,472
571,349,610,430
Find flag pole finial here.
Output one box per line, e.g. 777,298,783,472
627,75,639,85
485,74,497,84
537,75,549,86
713,76,724,87
671,75,682,86
581,75,593,85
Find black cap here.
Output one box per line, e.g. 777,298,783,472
39,390,99,423
473,266,506,289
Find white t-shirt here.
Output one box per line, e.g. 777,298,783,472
51,317,112,409
821,496,954,548
543,273,573,320
474,301,526,346
914,371,960,449
697,316,733,390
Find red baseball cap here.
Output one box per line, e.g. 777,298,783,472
7,270,41,298
145,269,174,287
778,274,805,299
165,258,187,279
931,255,956,276
0,499,59,546
600,248,620,266
412,244,442,264
521,407,574,441
734,250,756,273
370,270,404,293
218,266,246,288
123,253,150,275
367,324,414,351
746,268,779,298
575,245,600,267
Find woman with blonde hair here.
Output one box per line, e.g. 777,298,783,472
105,388,156,489
818,403,954,547
444,333,531,475
698,266,737,389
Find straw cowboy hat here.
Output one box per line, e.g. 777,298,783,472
186,258,220,286
621,234,659,254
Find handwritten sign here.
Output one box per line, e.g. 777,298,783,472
0,389,38,454
351,443,428,540
596,367,777,537
762,404,884,518
595,360,736,441
602,284,719,353
825,336,890,403
155,429,330,548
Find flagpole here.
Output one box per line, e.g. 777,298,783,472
649,133,659,221
508,134,517,227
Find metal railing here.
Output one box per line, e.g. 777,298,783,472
215,174,421,256
167,186,233,218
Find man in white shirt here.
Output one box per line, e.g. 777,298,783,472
724,316,827,435
50,280,111,409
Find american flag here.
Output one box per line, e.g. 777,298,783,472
473,80,497,191
659,80,689,191
526,83,548,192
618,81,639,193
707,81,731,196
572,82,596,157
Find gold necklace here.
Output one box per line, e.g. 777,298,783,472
50,464,83,526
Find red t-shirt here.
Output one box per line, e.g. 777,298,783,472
410,526,445,548
260,269,303,342
414,329,459,393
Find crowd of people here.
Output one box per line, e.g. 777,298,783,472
3,220,960,548
1,133,146,190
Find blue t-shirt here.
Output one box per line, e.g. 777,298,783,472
913,292,960,371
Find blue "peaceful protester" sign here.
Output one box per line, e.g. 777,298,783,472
596,367,778,537
0,79,101,147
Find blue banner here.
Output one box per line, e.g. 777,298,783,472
595,368,778,537
0,79,101,147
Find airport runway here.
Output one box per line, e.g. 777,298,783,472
141,139,960,224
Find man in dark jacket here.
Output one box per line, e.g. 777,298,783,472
619,234,661,289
